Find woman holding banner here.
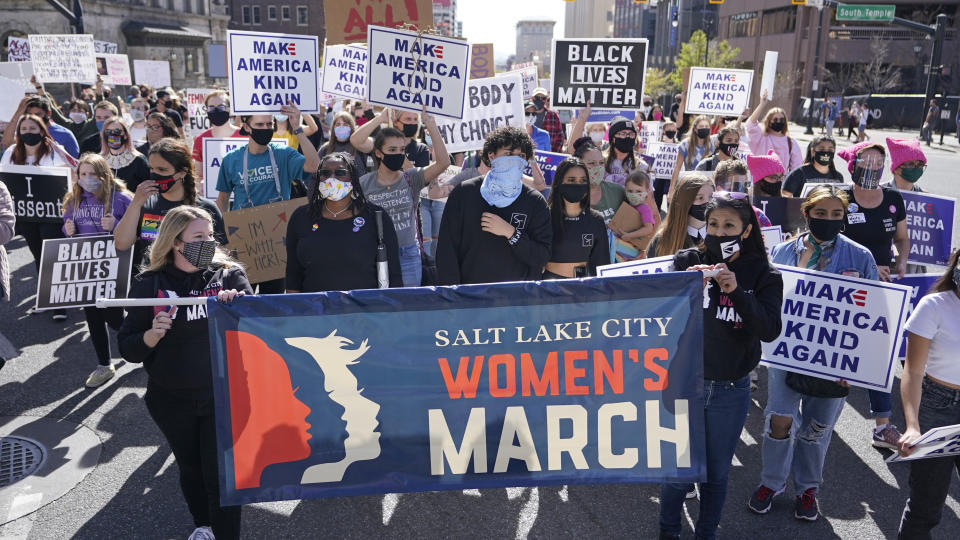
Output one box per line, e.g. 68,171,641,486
669,115,716,200
750,185,877,521
647,172,714,258
99,116,150,191
62,154,133,387
745,89,803,173
118,205,251,540
897,249,960,538
544,157,609,278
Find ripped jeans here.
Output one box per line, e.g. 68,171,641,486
760,368,846,495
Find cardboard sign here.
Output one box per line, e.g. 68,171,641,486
324,0,434,45
28,34,97,84
597,255,675,277
0,164,70,223
684,67,754,116
186,88,219,139
761,265,911,392
470,43,494,79
521,150,568,185
892,273,940,359
434,72,523,153
761,225,784,256
648,142,679,179
760,51,778,100
228,30,321,114
35,235,133,310
551,38,648,110
901,191,955,266
367,25,470,119
95,53,132,86
133,59,171,88
94,41,118,54
7,37,30,62
202,137,289,200
887,424,960,462
755,196,806,235
320,43,367,100
223,198,307,284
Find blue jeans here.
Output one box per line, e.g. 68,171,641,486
899,378,960,539
419,198,445,259
399,243,422,287
868,388,893,419
761,368,846,494
660,376,751,540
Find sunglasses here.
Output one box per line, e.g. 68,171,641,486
104,129,124,137
206,105,228,113
713,191,748,200
319,168,350,178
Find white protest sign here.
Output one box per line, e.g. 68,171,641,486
186,88,218,139
434,72,524,153
638,122,662,149
94,40,118,54
227,30,320,114
201,137,288,200
597,255,674,277
96,53,132,86
887,424,960,462
133,59,171,88
648,142,679,178
0,62,35,90
321,43,367,100
761,51,778,100
507,65,539,101
7,37,30,62
685,67,754,116
761,226,784,256
761,265,911,392
28,34,97,84
366,25,471,119
0,77,27,121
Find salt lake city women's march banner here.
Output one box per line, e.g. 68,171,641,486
207,273,707,505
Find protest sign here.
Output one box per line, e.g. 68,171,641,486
223,198,307,284
761,226,784,256
35,235,133,311
202,138,288,200
28,34,96,84
597,255,675,277
887,424,960,463
521,150,568,185
94,41,118,54
324,0,434,45
208,272,706,504
7,37,30,62
892,273,940,358
320,44,367,100
470,43,494,79
761,265,911,392
755,196,805,235
0,164,70,223
507,65,539,101
901,191,955,266
95,53,132,86
186,88,218,139
133,59,171,88
648,142,679,179
587,110,636,122
761,51,778,99
367,25,471,119
434,72,523,153
551,38,648,110
0,61,35,91
638,122,662,149
228,30,321,114
684,67,753,116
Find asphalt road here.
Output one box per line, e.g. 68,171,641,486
2,124,960,539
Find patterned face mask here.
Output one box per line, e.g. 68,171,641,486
587,164,605,185
318,178,353,201
179,239,217,269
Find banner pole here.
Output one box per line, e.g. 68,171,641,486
96,297,210,309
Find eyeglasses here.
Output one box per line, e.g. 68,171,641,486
714,191,748,200
146,124,163,131
206,105,228,113
104,129,123,137
765,174,785,182
318,168,349,178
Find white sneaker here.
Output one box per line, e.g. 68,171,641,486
85,365,116,388
187,526,215,540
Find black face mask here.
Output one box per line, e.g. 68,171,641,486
150,172,178,193
688,202,708,222
208,109,231,127
852,167,882,190
557,183,589,204
814,150,834,166
696,128,710,140
807,217,844,243
704,234,742,262
770,120,786,133
19,132,43,146
719,142,738,157
380,152,405,171
613,137,635,153
664,130,677,139
401,123,419,137
759,181,782,196
533,97,545,110
179,239,217,269
249,127,274,146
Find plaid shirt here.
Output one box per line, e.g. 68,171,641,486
541,108,566,153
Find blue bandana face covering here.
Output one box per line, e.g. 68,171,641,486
480,155,526,208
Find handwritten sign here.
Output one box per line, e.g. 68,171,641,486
186,88,218,139
133,59,171,88
551,38,648,110
223,198,307,283
320,43,367,100
0,164,71,223
228,30,320,114
434,72,523,153
7,37,30,62
28,34,97,84
96,53,132,86
94,41,118,54
684,67,754,116
35,235,132,310
324,0,434,45
470,43,494,79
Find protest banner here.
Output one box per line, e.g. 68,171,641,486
7,37,30,62
0,164,70,223
185,88,218,139
434,72,523,153
684,67,753,116
521,150,568,185
901,191,955,266
755,196,805,235
507,65,539,101
887,424,960,463
201,137,288,200
551,38,648,110
648,142,679,179
227,30,321,114
587,110,636,122
28,34,96,84
35,235,133,311
470,43,494,79
367,25,471,119
95,53,132,86
892,273,940,358
133,59,171,88
207,272,706,504
223,198,307,284
320,43,367,100
597,255,675,277
761,226,784,256
761,51,778,99
761,265,911,392
638,122,662,149
324,0,434,45
94,40,118,54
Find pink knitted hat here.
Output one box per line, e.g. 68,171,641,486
836,141,885,173
747,151,785,183
886,137,926,172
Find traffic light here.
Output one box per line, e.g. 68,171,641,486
792,0,806,4
708,0,724,4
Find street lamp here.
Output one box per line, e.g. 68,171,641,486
703,13,716,67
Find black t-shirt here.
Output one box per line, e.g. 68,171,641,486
132,195,226,272
79,133,101,155
783,165,844,196
841,186,906,267
111,153,151,192
550,210,610,274
150,108,183,128
406,140,431,167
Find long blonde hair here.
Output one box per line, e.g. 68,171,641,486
99,116,137,156
683,115,714,168
651,172,713,256
63,154,130,216
143,205,238,273
763,107,790,135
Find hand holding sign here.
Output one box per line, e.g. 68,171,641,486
713,264,738,294
147,306,177,346
899,427,923,456
64,219,76,237
280,101,302,130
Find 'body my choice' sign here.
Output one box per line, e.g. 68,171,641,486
551,38,648,110
227,30,320,114
434,72,524,153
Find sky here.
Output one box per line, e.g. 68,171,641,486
458,0,566,61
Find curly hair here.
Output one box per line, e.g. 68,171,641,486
480,126,534,166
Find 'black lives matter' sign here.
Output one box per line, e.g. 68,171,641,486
0,164,71,223
550,38,648,110
35,235,133,310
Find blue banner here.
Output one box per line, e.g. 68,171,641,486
901,191,955,266
892,273,941,358
588,110,637,122
208,274,706,505
522,150,570,185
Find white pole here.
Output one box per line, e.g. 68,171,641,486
95,297,210,309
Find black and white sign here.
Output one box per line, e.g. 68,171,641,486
35,235,133,310
0,164,71,223
550,38,648,110
434,72,524,153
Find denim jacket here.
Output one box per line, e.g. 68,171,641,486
771,233,879,280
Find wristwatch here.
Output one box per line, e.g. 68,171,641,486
292,126,304,135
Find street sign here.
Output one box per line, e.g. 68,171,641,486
836,4,895,22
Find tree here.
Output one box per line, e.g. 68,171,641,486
855,36,903,94
645,67,678,99
669,30,742,89
824,62,861,95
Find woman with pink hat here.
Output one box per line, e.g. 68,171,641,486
884,137,927,193
747,152,787,200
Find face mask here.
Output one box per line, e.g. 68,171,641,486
814,150,834,166
70,112,87,123
208,109,231,127
318,177,353,201
78,175,101,193
653,111,663,121
95,120,106,131
106,134,125,150
625,190,647,206
380,152,405,172
688,202,708,222
425,134,433,147
807,216,844,243
401,123,419,137
953,267,960,290
334,125,351,141
19,132,43,146
150,172,178,193
179,239,217,269
900,167,925,183
719,142,738,156
704,234,742,262
770,120,786,133
696,128,710,139
274,113,289,123
525,114,536,126
613,137,635,153
587,164,605,185
558,183,589,204
533,97,545,110
131,109,146,122
759,180,783,196
664,129,676,139
852,167,882,189
480,155,527,208
249,127,274,146
589,132,604,145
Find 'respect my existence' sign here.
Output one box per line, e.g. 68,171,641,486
434,72,524,153
35,235,133,310
227,30,321,114
551,38,648,110
366,25,471,119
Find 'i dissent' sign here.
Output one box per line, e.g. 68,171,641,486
35,235,133,310
684,67,754,116
366,25,470,119
551,38,648,110
0,164,70,223
227,30,321,114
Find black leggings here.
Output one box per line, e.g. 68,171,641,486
82,307,124,366
17,222,66,316
653,178,671,212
